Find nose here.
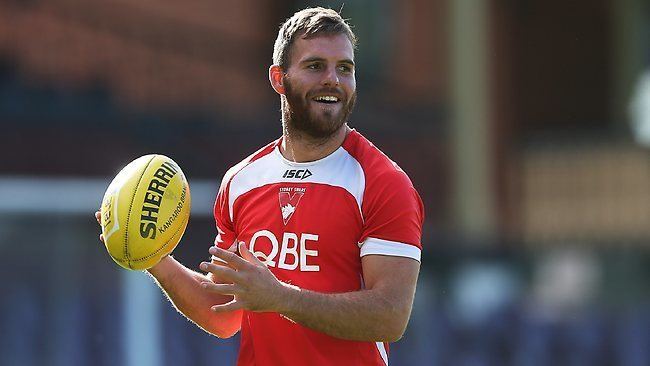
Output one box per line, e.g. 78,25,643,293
321,65,339,87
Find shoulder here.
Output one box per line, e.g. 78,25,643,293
219,139,279,192
342,129,415,191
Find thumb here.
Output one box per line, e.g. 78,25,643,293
238,241,264,267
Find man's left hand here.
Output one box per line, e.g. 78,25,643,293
200,242,290,313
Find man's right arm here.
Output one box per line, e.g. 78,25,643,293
146,255,243,338
96,208,241,338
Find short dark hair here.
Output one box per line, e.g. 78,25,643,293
272,7,357,70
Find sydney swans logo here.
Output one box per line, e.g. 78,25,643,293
278,187,305,225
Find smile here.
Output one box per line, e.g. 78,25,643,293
312,95,340,104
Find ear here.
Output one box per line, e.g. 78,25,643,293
269,65,286,95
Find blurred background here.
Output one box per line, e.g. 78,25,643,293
1,0,650,365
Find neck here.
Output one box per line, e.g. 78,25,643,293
280,124,351,163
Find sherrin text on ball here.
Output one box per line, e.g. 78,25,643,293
100,154,191,270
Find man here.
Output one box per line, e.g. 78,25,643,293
97,7,423,366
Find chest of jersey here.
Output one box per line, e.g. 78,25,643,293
232,182,363,292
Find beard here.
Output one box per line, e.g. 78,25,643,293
281,78,356,140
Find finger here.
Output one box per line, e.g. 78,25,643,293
210,247,235,269
211,300,244,313
200,262,242,283
95,211,101,224
200,282,239,295
99,233,104,243
208,246,249,270
210,256,229,266
239,242,264,267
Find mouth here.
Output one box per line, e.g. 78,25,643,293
311,95,341,105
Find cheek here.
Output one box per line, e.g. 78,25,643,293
342,74,356,92
293,82,313,98
344,81,356,99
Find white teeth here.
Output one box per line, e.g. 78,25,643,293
314,96,339,102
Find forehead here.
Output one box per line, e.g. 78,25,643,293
289,33,354,64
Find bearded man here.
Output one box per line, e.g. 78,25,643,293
96,7,424,366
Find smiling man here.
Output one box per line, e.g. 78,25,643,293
104,7,424,366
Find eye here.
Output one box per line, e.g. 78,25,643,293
307,63,321,70
338,65,353,73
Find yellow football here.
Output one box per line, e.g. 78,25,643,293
100,154,191,270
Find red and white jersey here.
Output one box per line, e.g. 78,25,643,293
213,129,424,366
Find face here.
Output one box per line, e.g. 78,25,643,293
280,33,356,139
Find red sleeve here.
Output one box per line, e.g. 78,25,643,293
360,171,424,261
213,175,237,251
209,173,244,336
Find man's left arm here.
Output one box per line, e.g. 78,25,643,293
200,242,420,342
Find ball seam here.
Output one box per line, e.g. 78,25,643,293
124,155,156,269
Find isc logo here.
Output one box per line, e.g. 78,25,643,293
283,169,312,180
248,230,319,272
